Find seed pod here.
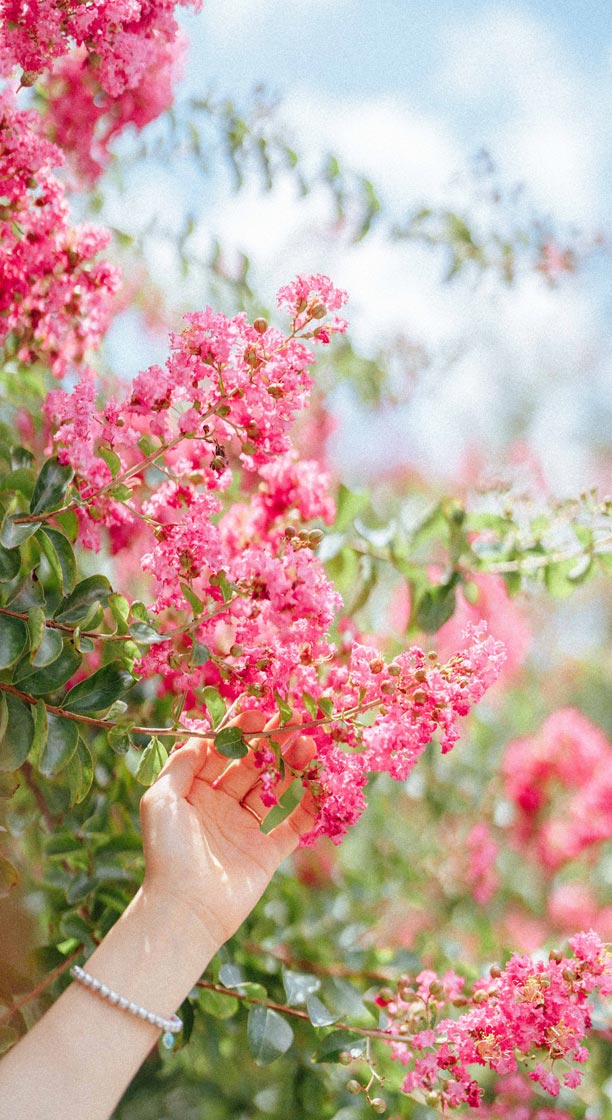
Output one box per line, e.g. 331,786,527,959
253,317,268,334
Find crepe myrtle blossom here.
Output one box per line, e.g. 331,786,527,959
0,91,119,376
375,931,612,1109
38,37,185,185
0,0,199,94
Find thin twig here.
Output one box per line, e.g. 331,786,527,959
0,947,81,1027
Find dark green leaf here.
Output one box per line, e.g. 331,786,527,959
54,575,112,626
0,509,39,549
108,594,130,633
247,1005,294,1066
180,582,204,615
135,737,168,785
46,832,83,856
63,662,133,715
0,613,28,668
0,694,34,771
274,691,293,724
201,685,225,729
214,726,247,759
177,997,195,1046
29,458,73,516
312,1030,366,1064
0,854,19,897
38,712,79,777
59,911,95,947
39,527,76,595
0,544,20,582
66,872,97,905
30,625,63,669
302,692,318,720
414,584,457,632
14,641,81,695
129,621,165,645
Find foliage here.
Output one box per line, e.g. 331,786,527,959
1,6,612,1120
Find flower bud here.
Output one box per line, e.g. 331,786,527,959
414,668,427,682
267,383,284,399
548,949,563,963
253,317,268,334
347,1080,362,1095
428,980,444,997
285,526,297,539
339,1051,352,1065
244,345,259,367
216,404,231,417
246,420,260,438
310,302,327,319
369,657,384,674
388,663,401,676
412,689,427,704
563,968,576,982
489,965,502,979
371,1098,387,1114
308,529,324,546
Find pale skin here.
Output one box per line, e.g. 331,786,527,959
0,711,317,1120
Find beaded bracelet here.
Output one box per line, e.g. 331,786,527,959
70,964,183,1050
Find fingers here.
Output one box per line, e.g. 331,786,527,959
214,713,306,805
268,788,319,860
152,736,211,799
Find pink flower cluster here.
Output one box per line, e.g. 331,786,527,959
377,930,612,1109
46,277,505,845
503,708,612,870
0,0,198,93
38,38,185,184
0,91,120,376
475,1073,573,1120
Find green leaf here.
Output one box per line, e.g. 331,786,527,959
108,483,133,501
46,832,83,856
135,737,168,786
306,994,339,1027
597,552,612,576
0,544,20,582
0,467,36,499
129,621,165,645
218,963,246,989
180,583,204,615
97,446,121,478
0,1026,19,1055
334,484,369,532
38,712,79,777
59,911,95,947
0,509,39,549
63,662,133,715
108,594,130,633
198,987,239,1019
0,772,19,799
0,613,28,668
30,698,48,766
29,458,74,516
247,1005,294,1066
0,694,34,771
274,691,293,725
302,692,318,720
64,737,94,806
54,575,112,626
191,641,210,666
282,968,321,1005
30,625,63,669
39,527,76,595
319,696,334,718
0,854,19,897
14,641,81,695
544,558,580,600
54,509,78,541
201,686,226,729
214,726,247,759
414,583,457,632
108,725,132,754
26,605,45,657
311,1030,367,1064
66,872,98,905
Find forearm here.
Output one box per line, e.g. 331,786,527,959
0,887,221,1120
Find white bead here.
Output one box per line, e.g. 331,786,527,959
147,1011,158,1025
128,1002,139,1015
118,996,129,1010
108,991,119,1004
137,1007,148,1020
91,978,101,991
99,985,110,998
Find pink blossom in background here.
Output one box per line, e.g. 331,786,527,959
436,572,531,683
503,708,612,869
38,37,185,185
0,92,120,376
466,822,499,906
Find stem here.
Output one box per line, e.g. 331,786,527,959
21,760,56,831
243,943,399,983
0,946,81,1027
196,980,394,1041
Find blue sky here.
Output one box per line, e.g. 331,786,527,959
108,2,612,491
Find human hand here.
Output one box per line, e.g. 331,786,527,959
139,711,317,955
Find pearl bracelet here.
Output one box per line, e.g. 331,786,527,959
70,964,183,1050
